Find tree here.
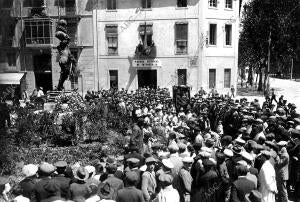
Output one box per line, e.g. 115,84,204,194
239,0,300,92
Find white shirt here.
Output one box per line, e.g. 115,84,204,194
37,90,44,97
155,185,180,202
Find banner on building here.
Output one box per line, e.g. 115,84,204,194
132,59,161,68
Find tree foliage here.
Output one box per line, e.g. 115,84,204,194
239,0,300,90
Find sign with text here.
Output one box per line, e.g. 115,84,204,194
133,59,162,68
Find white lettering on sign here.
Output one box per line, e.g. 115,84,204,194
133,59,162,68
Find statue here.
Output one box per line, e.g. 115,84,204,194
55,19,78,91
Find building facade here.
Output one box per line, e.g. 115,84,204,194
95,0,239,95
0,0,239,98
0,0,94,98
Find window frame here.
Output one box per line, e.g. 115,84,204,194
6,52,16,67
107,0,117,10
224,68,231,88
177,0,187,8
209,69,216,89
142,0,151,9
23,0,44,8
109,70,118,90
225,0,233,9
139,24,153,46
209,23,217,46
106,25,118,55
208,0,217,8
177,69,187,85
175,23,188,54
24,19,54,46
224,24,232,46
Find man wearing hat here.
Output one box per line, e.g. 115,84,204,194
156,174,180,202
168,143,183,175
258,152,277,202
116,171,144,202
231,165,256,202
70,166,90,201
33,162,56,201
275,141,289,202
103,163,124,200
141,157,157,202
53,161,71,200
174,157,193,202
17,164,38,200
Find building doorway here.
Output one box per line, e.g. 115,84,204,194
138,70,157,89
33,53,52,92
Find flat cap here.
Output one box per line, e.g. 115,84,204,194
162,159,174,169
39,163,56,174
54,160,67,168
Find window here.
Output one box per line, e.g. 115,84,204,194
139,24,153,46
7,53,16,66
106,25,118,55
225,24,232,46
177,0,187,7
209,0,217,8
65,0,76,14
209,69,216,88
23,0,45,7
225,0,232,9
209,24,217,45
142,0,151,9
224,69,231,88
107,0,116,10
24,19,54,45
175,23,188,54
109,70,118,90
178,69,187,85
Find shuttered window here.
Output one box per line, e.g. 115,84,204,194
106,25,118,55
175,23,188,54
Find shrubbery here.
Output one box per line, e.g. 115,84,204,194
0,92,129,175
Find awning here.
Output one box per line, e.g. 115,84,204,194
0,73,25,85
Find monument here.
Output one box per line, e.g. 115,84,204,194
55,19,78,91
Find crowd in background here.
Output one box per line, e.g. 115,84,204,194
1,87,300,202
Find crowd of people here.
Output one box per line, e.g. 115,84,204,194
1,86,300,202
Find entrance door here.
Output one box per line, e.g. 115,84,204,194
33,53,52,92
138,70,157,89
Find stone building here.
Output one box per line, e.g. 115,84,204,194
0,0,94,98
95,0,240,95
0,0,240,98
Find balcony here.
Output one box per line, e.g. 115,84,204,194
24,18,55,47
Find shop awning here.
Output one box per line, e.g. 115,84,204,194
0,73,25,85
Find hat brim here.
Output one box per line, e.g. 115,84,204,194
74,169,89,182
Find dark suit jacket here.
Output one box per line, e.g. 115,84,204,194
116,186,145,202
103,174,124,200
53,175,71,199
231,176,256,202
18,177,37,199
33,177,53,202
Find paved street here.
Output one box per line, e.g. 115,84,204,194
237,78,300,113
